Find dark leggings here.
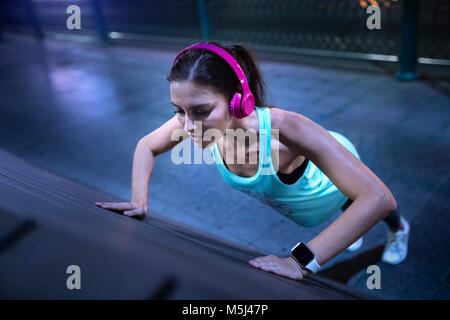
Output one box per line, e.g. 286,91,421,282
341,198,402,231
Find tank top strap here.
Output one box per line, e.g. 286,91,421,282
256,107,272,174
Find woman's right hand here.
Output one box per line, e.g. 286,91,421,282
94,201,147,219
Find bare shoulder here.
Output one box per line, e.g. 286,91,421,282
268,106,327,156
268,106,312,135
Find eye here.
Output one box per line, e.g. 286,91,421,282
194,110,210,116
173,108,211,117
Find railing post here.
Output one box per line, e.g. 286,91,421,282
0,11,3,42
396,0,420,81
25,0,43,40
91,0,108,45
196,0,211,40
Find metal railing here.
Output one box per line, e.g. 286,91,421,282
1,1,449,70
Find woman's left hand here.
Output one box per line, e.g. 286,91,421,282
248,255,309,280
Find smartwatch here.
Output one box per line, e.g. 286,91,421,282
290,242,321,274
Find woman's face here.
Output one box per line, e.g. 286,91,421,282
170,81,237,148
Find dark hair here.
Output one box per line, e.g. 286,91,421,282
166,41,273,108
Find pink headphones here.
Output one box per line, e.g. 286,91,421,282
173,43,255,119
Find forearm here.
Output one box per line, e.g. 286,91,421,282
307,194,396,266
131,140,155,209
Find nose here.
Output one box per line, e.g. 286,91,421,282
184,116,194,133
184,117,203,136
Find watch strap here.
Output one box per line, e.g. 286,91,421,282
304,257,321,274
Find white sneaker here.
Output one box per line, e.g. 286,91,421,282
346,236,363,252
382,215,410,265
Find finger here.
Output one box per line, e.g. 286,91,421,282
252,259,270,268
252,256,269,263
99,202,136,210
258,261,275,271
259,263,269,271
254,256,275,265
249,260,260,268
123,207,144,217
251,260,262,268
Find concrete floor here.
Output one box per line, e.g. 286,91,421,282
1,33,449,299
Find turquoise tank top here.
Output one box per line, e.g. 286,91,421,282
210,106,361,228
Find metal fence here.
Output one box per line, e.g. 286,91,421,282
1,0,449,62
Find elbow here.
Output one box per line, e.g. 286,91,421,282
375,191,398,215
136,139,155,157
390,196,398,212
383,189,398,212
384,197,398,213
361,189,397,216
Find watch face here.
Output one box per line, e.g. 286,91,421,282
291,242,314,267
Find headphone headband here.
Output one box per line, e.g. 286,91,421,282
172,43,255,118
173,43,251,94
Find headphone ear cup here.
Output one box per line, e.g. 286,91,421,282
230,92,243,118
240,94,255,118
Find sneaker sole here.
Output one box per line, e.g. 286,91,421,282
346,237,363,252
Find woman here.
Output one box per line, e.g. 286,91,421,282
94,42,410,281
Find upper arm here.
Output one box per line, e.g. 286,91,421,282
139,115,188,157
271,108,397,206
